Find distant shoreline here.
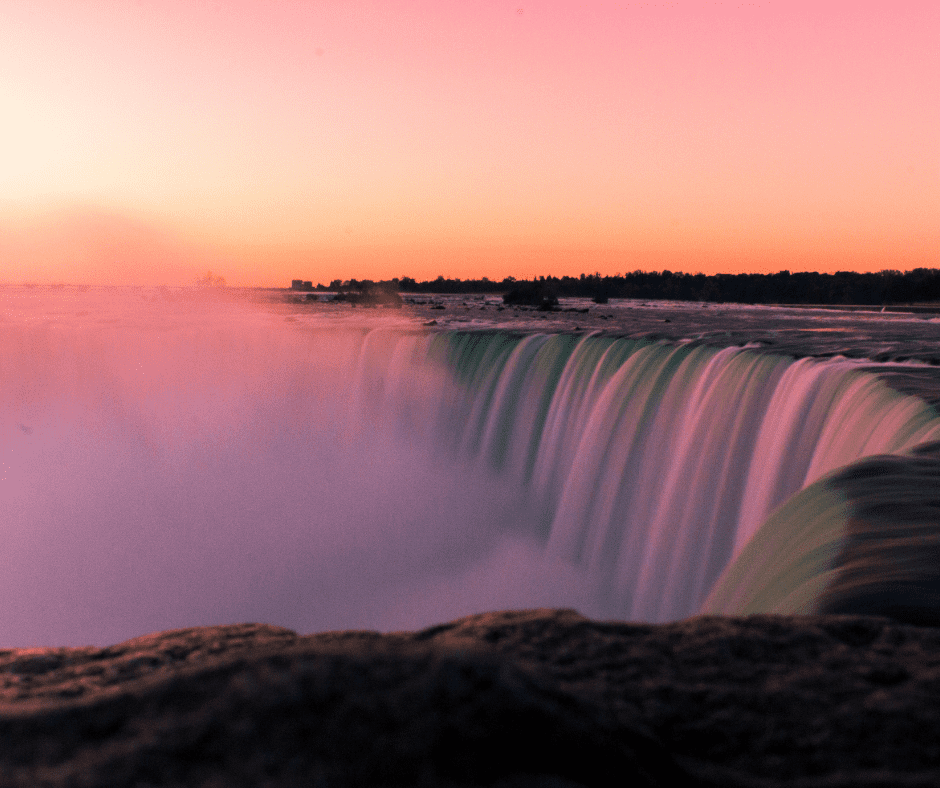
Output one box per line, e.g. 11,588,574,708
290,268,940,308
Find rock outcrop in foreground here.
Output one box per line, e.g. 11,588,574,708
3,609,939,787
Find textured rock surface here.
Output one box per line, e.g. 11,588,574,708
3,610,940,787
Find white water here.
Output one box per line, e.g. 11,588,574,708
3,287,938,645
418,331,940,621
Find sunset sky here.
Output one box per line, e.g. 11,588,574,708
2,1,938,286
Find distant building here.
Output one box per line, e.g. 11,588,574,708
291,280,314,291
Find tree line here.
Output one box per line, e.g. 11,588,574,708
299,269,940,305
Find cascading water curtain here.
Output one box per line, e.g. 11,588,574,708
366,329,940,622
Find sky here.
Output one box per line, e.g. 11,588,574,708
1,1,938,287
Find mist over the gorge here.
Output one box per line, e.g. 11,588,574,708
1,286,597,646
5,285,940,646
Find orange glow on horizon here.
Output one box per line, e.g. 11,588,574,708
2,2,937,287
2,210,937,289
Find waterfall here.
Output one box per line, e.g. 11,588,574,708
4,289,940,645
377,330,940,621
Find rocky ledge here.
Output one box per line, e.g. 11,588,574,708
3,610,940,787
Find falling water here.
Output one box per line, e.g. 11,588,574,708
415,331,940,621
3,287,939,645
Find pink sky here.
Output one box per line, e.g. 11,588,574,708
2,1,937,286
